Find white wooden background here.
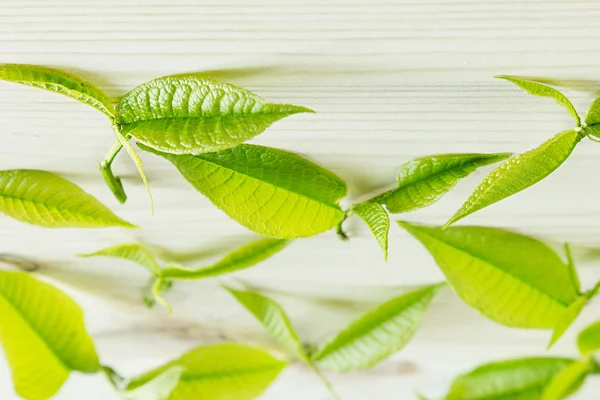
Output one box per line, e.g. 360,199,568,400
2,0,600,398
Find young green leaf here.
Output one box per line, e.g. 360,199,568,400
541,357,593,400
141,144,347,238
123,367,184,400
79,243,162,276
577,320,600,355
370,153,511,214
312,283,444,372
0,271,100,400
548,296,587,349
0,64,115,118
496,75,581,125
443,357,575,400
0,170,135,229
446,129,582,227
127,343,286,400
116,76,313,155
161,238,290,280
584,97,600,138
351,201,390,261
398,222,580,328
225,287,307,362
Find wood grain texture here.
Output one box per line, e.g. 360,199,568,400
1,0,600,398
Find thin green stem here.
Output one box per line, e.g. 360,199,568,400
336,213,349,241
99,140,127,203
308,361,340,400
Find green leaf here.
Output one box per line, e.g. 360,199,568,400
446,129,581,227
0,271,100,400
584,97,600,138
127,343,286,400
496,75,581,125
541,357,593,400
398,222,580,328
117,76,313,155
444,357,575,400
161,238,290,280
352,201,390,261
0,170,135,229
122,367,184,400
312,283,444,372
141,144,347,238
0,64,115,118
577,320,600,355
79,243,162,276
370,153,511,214
225,287,307,362
548,295,587,349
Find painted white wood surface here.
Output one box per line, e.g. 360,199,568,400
1,0,600,398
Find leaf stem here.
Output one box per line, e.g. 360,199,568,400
99,140,127,204
308,361,340,400
336,213,350,241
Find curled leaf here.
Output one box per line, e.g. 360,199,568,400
351,202,390,261
79,243,162,276
0,64,115,117
117,76,313,155
0,170,135,228
446,130,581,227
141,144,347,238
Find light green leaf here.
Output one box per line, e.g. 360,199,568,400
577,320,600,355
0,64,115,117
313,283,444,372
117,76,313,155
0,170,135,229
127,343,286,400
225,287,307,362
122,367,185,400
141,144,347,238
371,153,511,214
352,201,390,261
584,97,600,138
496,75,581,125
398,222,580,328
0,271,100,400
446,130,581,227
444,357,575,400
79,243,162,276
541,357,592,400
161,238,290,280
548,295,587,349
564,243,581,294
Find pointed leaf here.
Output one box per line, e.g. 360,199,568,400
122,367,184,400
446,130,581,227
584,97,600,138
0,64,115,117
161,238,289,280
445,357,575,400
352,201,390,261
564,243,581,294
127,343,286,400
496,75,580,125
117,76,313,155
541,357,592,400
226,287,307,362
141,144,347,238
371,153,510,214
399,222,580,328
79,243,162,276
577,320,600,355
548,295,587,349
0,271,100,400
313,283,444,372
0,170,135,228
